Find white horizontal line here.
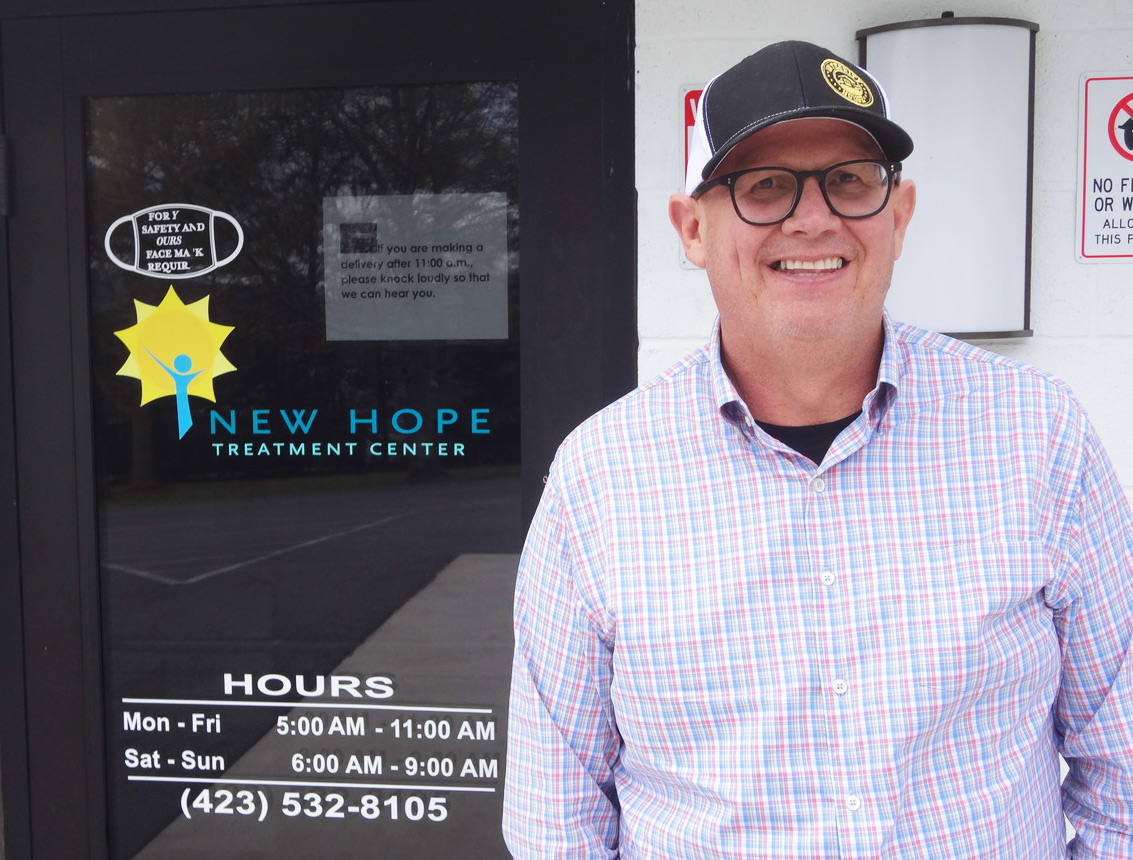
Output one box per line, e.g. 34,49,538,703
126,775,495,793
121,697,492,714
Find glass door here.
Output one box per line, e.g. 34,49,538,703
86,83,520,859
1,4,633,857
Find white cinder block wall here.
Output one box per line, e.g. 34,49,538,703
635,0,1133,495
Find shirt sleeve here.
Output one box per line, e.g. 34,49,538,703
502,476,623,859
1052,425,1133,858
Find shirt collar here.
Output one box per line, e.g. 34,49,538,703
710,312,904,432
876,311,902,395
708,318,744,420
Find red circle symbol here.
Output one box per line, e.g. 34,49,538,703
1108,93,1133,162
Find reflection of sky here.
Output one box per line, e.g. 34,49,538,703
476,81,520,130
86,81,520,296
83,81,521,488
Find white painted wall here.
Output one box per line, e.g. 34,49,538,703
635,0,1133,493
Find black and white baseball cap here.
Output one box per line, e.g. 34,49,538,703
685,40,914,195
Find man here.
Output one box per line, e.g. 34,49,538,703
503,41,1133,858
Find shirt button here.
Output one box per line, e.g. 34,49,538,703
820,571,836,587
845,794,862,811
811,477,826,493
832,679,849,695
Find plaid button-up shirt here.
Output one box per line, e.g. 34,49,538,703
504,316,1133,859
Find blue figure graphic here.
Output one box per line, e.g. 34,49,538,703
149,351,202,438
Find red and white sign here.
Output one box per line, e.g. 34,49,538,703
683,87,703,183
679,87,704,269
1078,74,1133,261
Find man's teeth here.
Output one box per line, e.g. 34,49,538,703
776,257,844,272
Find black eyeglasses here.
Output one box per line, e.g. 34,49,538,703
694,159,902,226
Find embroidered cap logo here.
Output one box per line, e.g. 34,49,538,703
820,59,874,108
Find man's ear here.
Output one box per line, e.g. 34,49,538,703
669,193,707,268
890,179,916,261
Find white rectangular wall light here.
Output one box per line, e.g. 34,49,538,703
858,15,1038,338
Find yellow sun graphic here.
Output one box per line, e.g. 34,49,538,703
114,287,235,436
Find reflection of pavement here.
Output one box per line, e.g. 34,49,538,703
133,553,518,860
103,475,521,857
102,476,519,674
101,475,519,587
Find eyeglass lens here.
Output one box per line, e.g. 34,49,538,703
730,161,893,225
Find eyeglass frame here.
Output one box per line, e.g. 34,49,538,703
691,159,904,226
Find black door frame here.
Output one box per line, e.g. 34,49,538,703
0,2,635,856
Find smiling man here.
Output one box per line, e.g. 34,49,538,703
503,41,1133,859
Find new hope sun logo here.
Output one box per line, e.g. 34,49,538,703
114,287,236,438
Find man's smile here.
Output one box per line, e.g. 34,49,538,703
771,256,846,273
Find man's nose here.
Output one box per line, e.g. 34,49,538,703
782,176,840,231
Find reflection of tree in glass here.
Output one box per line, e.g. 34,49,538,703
85,83,520,487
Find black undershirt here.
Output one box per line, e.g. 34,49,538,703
755,411,861,465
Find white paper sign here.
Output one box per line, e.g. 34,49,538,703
323,193,509,340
